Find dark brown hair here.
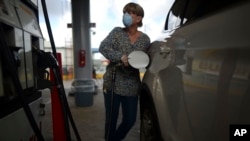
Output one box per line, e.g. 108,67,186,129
123,2,144,27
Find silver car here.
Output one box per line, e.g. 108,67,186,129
140,0,250,141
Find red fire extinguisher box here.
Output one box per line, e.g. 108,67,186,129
79,50,85,67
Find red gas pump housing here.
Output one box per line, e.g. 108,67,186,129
79,50,86,67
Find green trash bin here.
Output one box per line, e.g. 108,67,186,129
74,84,94,107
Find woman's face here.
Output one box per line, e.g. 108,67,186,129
126,12,142,26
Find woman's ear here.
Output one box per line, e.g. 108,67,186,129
136,16,142,23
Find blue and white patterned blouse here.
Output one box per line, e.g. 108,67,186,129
99,27,150,96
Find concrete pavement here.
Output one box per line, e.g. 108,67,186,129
41,79,140,141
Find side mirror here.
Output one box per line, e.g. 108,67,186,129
128,51,150,69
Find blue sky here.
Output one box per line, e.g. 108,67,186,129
38,0,174,47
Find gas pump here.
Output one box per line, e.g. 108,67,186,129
0,0,81,140
0,0,46,140
0,0,52,140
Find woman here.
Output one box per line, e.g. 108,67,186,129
99,2,150,141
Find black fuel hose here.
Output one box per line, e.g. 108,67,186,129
106,66,116,141
0,23,45,141
40,0,81,140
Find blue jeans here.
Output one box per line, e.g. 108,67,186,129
103,90,138,141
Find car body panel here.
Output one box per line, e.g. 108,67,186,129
140,1,250,141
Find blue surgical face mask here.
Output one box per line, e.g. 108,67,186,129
122,13,132,27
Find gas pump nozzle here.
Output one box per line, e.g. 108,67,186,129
10,46,22,67
32,46,58,90
33,46,58,69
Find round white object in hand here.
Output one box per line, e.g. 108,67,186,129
128,50,149,69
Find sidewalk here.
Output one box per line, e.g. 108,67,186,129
41,79,140,141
